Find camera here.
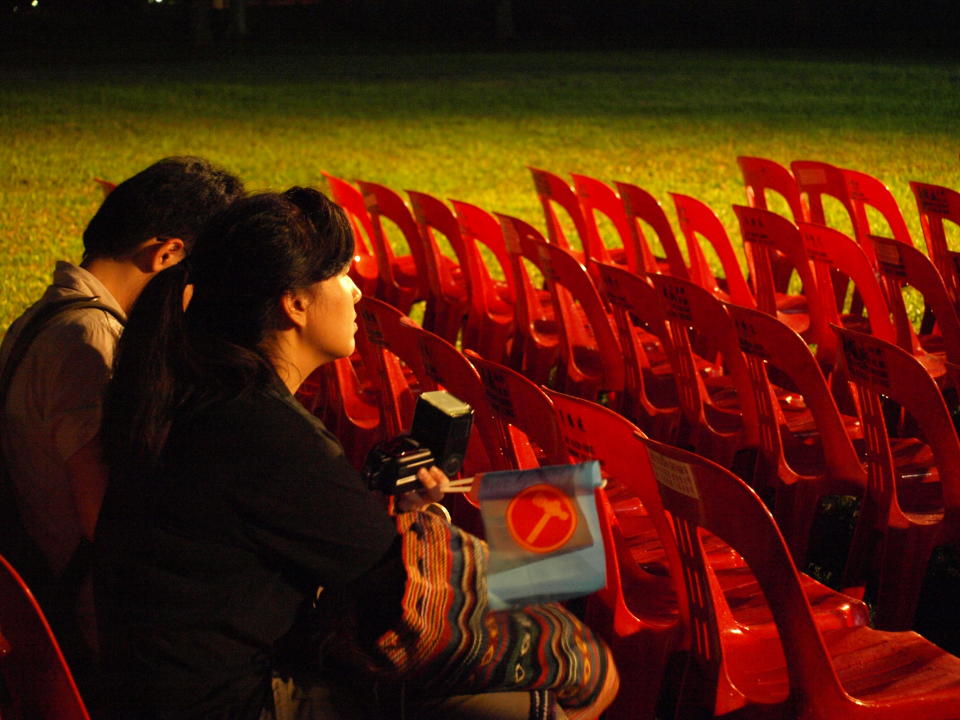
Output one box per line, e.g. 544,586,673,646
362,391,474,495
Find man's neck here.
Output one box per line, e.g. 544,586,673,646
80,257,149,316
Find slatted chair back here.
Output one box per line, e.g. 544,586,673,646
322,172,379,296
615,180,689,278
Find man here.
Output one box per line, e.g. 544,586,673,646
0,156,244,667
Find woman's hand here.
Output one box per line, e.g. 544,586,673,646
395,465,447,513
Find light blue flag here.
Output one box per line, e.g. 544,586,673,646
478,461,606,610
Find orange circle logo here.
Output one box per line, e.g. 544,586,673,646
506,484,578,554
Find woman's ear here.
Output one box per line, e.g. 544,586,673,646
279,289,310,330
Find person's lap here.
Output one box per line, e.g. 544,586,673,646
267,673,566,720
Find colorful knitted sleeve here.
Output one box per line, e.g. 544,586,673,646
365,511,613,710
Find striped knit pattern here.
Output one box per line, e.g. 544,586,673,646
369,512,611,710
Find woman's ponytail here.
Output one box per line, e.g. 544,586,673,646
101,262,191,484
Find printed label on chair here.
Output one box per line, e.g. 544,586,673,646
796,167,827,186
916,185,950,215
873,237,906,278
648,448,700,500
840,334,890,388
801,229,831,262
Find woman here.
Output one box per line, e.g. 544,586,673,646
95,188,617,719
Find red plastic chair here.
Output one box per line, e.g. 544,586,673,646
738,156,807,297
356,180,427,315
670,193,756,308
910,181,960,309
648,272,760,472
498,214,625,402
569,172,639,271
737,156,805,224
871,235,957,378
725,302,866,566
545,390,683,720
551,390,873,719
614,180,689,278
794,161,913,317
299,356,384,470
594,261,682,441
528,166,595,260
322,173,380,297
642,436,960,720
798,221,897,365
834,325,960,630
406,190,478,343
495,213,561,385
0,553,91,720
843,168,914,251
792,159,857,232
355,296,423,439
367,304,511,475
449,199,517,364
464,350,568,470
733,204,814,339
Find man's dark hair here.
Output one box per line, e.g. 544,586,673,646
82,156,245,262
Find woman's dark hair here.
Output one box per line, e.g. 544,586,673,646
101,187,355,482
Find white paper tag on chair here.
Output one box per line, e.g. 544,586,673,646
648,448,700,500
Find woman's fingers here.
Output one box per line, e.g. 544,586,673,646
395,466,447,512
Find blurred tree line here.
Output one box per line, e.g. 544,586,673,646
3,0,959,53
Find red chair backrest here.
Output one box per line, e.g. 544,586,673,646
570,172,638,270
724,302,864,485
357,180,430,303
406,190,467,303
733,205,833,354
322,173,379,295
639,437,849,714
792,159,856,231
392,317,511,472
355,296,419,438
649,273,760,461
834,325,960,526
544,388,683,632
910,181,960,307
594,261,681,432
451,199,516,305
798,221,897,351
464,350,568,469
843,169,913,254
499,214,625,398
0,553,91,720
670,193,756,308
529,166,600,261
871,234,960,361
322,173,377,262
615,180,688,278
736,156,804,222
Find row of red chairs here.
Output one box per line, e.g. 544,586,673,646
303,291,960,719
310,165,956,717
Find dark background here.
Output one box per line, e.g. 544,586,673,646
3,0,959,58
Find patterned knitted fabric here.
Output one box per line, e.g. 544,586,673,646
369,511,611,710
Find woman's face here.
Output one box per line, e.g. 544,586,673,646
302,266,362,365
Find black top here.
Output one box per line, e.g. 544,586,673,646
95,379,399,719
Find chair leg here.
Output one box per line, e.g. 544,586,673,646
872,525,941,631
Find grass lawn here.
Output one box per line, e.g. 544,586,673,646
2,46,960,333
3,43,960,652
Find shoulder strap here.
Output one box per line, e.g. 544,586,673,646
0,296,126,414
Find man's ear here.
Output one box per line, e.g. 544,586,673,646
135,237,187,274
151,238,186,273
279,289,310,330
